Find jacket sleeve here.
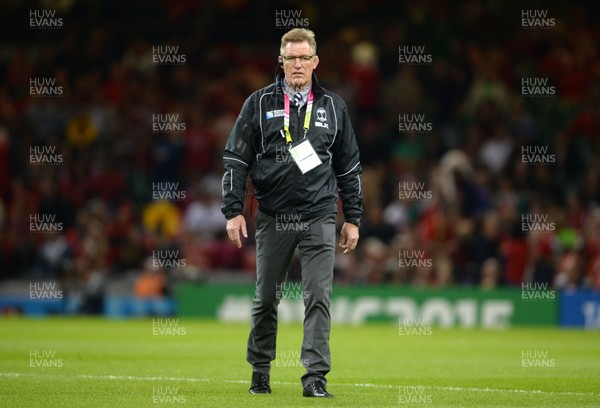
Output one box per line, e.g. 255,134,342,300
331,100,363,221
221,95,257,220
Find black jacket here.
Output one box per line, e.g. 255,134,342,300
221,73,362,221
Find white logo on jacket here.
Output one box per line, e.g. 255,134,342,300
266,109,285,120
315,107,328,128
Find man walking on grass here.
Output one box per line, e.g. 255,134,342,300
221,28,362,398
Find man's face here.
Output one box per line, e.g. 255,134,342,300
281,41,319,90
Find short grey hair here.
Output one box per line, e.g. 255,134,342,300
280,28,317,56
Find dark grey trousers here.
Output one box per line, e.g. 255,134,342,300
247,209,336,387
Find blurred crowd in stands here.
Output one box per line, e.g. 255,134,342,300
0,1,599,295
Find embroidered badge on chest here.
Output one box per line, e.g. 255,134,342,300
314,107,328,129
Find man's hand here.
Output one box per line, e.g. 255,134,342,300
339,222,359,254
226,214,247,248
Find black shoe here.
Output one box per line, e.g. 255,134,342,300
249,372,271,394
303,381,334,398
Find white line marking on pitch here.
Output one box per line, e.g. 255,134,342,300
0,372,595,397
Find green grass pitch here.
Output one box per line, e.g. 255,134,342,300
0,318,599,407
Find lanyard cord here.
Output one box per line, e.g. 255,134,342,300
283,89,313,144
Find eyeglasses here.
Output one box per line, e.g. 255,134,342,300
281,55,314,64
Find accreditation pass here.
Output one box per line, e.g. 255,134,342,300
288,139,323,174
